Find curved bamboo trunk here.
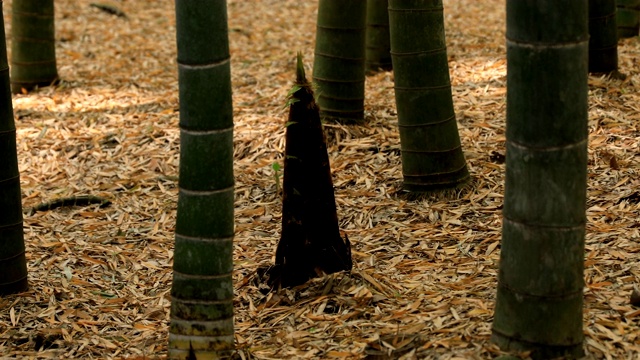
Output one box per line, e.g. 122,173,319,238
491,1,588,358
388,0,469,192
617,0,640,38
10,0,58,93
313,0,367,122
588,0,618,74
365,0,392,73
169,1,235,358
0,0,28,295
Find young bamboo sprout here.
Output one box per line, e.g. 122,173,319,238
266,53,353,288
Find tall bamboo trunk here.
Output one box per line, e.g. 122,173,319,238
588,0,618,74
388,0,469,192
617,0,640,38
10,0,58,93
365,0,392,73
313,0,367,123
169,1,235,358
491,1,588,359
0,0,28,295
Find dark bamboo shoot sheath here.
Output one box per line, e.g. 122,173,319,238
313,0,366,122
588,0,618,73
388,0,469,192
617,0,640,38
0,1,28,296
491,1,588,358
169,1,235,358
269,54,352,289
10,0,58,93
365,0,392,73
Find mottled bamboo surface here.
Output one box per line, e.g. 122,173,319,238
1,0,639,359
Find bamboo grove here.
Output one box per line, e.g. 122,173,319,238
1,0,623,358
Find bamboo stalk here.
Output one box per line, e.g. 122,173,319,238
617,0,640,38
588,0,618,74
313,0,367,122
169,1,235,358
492,1,588,358
388,0,469,192
10,0,59,93
365,0,392,73
0,0,28,295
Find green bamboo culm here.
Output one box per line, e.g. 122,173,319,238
10,0,59,94
313,0,367,123
365,0,392,73
169,1,235,358
388,0,469,192
588,0,618,74
617,0,640,38
0,0,28,295
491,1,588,359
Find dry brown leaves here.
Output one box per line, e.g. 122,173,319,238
0,0,639,359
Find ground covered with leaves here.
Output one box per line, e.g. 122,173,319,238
1,0,639,359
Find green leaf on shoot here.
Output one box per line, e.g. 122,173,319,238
283,97,300,109
287,85,302,97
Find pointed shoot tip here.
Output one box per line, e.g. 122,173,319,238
296,52,306,83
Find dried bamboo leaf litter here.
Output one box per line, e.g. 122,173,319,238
0,0,638,358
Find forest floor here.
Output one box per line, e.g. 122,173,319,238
1,0,640,359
